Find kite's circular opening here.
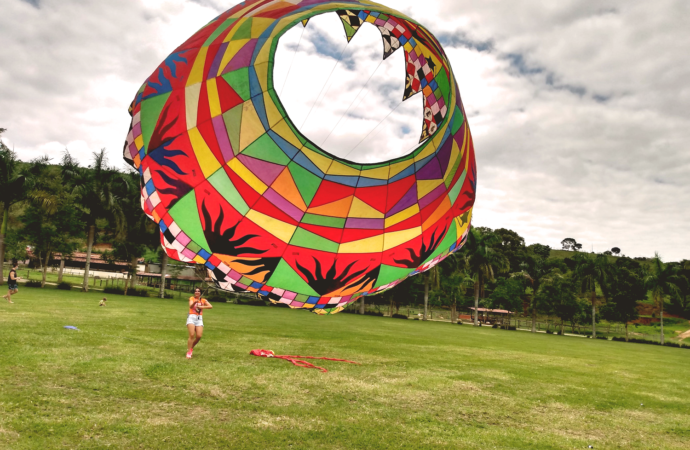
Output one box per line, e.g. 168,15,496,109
274,13,421,165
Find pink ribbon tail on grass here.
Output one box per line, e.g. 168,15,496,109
249,349,359,373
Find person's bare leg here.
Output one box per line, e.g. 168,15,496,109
187,323,197,350
192,326,203,348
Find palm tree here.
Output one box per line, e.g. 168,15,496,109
429,255,474,323
159,250,169,299
423,269,431,320
463,228,509,326
0,131,27,285
62,149,127,292
574,253,610,338
644,253,683,344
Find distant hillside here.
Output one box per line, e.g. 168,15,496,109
549,249,652,265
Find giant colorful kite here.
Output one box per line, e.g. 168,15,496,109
124,0,477,314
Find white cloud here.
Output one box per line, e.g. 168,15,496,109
1,0,689,261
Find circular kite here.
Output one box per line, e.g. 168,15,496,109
124,0,477,314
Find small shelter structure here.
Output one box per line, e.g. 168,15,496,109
468,307,515,326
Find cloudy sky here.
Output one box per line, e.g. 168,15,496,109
1,0,689,261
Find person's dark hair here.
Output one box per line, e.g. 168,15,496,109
11,259,18,267
194,288,201,293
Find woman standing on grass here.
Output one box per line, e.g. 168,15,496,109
186,288,212,359
3,260,21,304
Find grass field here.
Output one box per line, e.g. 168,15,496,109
1,289,689,449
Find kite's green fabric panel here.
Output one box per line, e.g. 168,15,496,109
288,162,322,206
140,93,170,151
267,260,320,297
222,68,251,101
222,104,243,155
208,168,250,216
242,134,291,165
233,18,253,40
436,69,450,103
301,214,346,228
169,192,211,252
375,265,415,288
290,228,339,253
448,170,466,202
203,19,237,47
451,109,465,135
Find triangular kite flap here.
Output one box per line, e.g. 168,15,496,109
125,0,476,314
337,9,363,42
378,26,401,60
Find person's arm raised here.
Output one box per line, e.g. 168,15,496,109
199,300,213,310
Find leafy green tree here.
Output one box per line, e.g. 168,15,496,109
62,150,128,292
574,253,611,338
461,228,509,326
0,130,27,285
493,228,527,273
666,261,689,317
528,243,551,261
390,276,424,316
561,238,577,251
644,254,685,344
535,272,583,335
19,158,83,286
21,198,83,287
600,267,644,341
487,277,524,313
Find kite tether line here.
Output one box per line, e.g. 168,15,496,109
279,25,307,97
341,99,405,160
300,37,352,130
321,57,385,146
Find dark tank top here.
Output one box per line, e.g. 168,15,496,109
8,269,16,284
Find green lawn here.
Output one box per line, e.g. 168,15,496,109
1,289,689,449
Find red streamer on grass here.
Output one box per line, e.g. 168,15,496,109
249,349,359,373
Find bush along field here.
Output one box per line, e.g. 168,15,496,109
1,288,689,450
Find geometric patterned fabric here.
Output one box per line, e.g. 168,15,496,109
124,0,477,315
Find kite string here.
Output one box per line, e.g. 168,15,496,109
321,58,385,146
279,25,307,97
341,99,405,159
300,38,351,130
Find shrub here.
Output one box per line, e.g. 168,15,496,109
596,335,609,340
269,302,290,308
103,287,149,297
456,321,463,325
391,314,408,319
57,282,72,290
364,311,384,317
611,337,689,349
208,296,228,303
239,299,267,307
25,280,43,288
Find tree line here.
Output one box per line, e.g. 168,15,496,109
1,130,164,295
373,227,689,343
2,130,689,343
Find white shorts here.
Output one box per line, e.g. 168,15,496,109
186,314,204,327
